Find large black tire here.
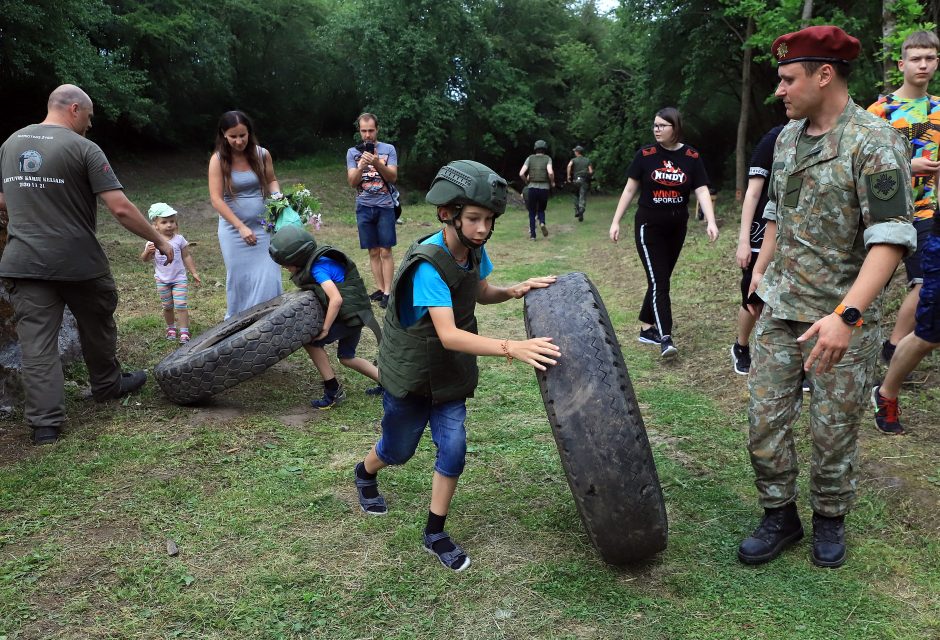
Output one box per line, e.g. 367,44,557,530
523,272,668,564
154,291,324,405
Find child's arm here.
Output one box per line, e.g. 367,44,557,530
140,241,156,262
427,306,560,371
477,275,556,305
315,279,343,340
181,245,201,285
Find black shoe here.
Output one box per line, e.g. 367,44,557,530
96,370,147,402
379,294,389,309
31,425,61,445
660,335,678,360
811,513,846,568
369,290,384,302
738,503,804,565
638,326,662,345
880,339,896,365
731,342,751,375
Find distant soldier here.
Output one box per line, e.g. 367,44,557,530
739,27,916,568
567,145,594,221
519,140,555,240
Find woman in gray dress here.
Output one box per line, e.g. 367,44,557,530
208,110,283,319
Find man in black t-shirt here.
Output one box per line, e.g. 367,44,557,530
731,125,785,375
0,84,173,445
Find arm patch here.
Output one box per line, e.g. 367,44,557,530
866,168,908,222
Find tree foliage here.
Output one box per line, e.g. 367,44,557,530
1,0,936,187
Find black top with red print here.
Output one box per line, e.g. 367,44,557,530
627,143,709,213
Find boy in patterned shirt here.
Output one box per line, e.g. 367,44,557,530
868,31,940,363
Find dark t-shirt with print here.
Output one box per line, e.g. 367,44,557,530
0,124,123,280
627,143,709,213
747,125,785,250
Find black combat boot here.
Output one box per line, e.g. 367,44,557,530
811,513,846,568
737,502,804,564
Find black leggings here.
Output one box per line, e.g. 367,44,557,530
633,207,688,338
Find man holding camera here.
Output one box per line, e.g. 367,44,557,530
346,113,398,309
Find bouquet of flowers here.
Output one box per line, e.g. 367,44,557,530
260,183,322,233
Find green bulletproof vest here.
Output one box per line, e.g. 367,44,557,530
571,155,591,179
378,235,481,403
527,154,551,183
293,245,373,328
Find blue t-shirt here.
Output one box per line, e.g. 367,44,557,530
398,231,493,328
345,141,398,208
311,256,346,285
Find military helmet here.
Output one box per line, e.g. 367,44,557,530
533,139,548,151
573,145,585,153
269,224,317,267
425,160,508,216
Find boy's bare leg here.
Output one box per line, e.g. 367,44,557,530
339,356,379,382
888,284,921,345
304,344,335,381
737,306,757,345
379,248,394,295
363,446,387,475
368,247,384,292
880,333,938,398
430,471,458,516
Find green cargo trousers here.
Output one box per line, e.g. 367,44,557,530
6,275,122,429
747,310,879,517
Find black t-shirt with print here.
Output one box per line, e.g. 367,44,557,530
747,124,785,249
627,143,709,213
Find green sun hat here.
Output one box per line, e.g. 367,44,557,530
148,202,178,220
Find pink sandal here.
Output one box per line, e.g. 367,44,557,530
165,327,177,341
179,330,191,344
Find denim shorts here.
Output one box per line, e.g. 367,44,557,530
914,233,940,343
356,204,397,249
374,393,468,478
903,217,934,286
311,322,362,359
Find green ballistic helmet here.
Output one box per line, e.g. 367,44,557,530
269,224,317,267
534,139,548,151
425,160,508,216
573,145,585,153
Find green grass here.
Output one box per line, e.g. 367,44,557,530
1,153,938,639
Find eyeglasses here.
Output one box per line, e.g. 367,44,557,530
653,123,673,130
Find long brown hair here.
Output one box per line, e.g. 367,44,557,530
214,110,267,197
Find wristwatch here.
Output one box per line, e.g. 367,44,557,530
834,303,863,327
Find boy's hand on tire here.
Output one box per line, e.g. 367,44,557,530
509,275,557,299
510,337,560,370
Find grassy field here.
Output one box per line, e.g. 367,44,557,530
1,152,938,639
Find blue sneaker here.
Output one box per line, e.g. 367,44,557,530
311,385,346,410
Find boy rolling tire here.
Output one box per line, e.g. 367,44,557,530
523,271,668,564
154,291,323,404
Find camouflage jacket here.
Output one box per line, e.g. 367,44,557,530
757,98,917,323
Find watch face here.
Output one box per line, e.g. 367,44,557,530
841,307,862,324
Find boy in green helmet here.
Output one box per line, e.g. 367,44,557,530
269,225,382,408
352,160,561,571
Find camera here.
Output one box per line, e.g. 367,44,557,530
364,141,375,154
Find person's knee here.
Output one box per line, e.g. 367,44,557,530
435,439,467,477
379,247,392,259
368,247,381,258
376,441,418,466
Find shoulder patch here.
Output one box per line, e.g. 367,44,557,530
869,169,900,201
685,148,699,159
642,146,657,157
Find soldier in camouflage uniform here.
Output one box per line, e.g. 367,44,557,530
567,145,593,221
738,26,916,568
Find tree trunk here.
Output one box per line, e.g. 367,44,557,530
883,0,898,93
801,0,813,27
735,17,755,202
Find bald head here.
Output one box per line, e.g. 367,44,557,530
48,84,92,111
44,84,94,135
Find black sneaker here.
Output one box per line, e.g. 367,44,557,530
540,222,549,237
660,335,678,360
880,340,896,364
731,342,751,375
369,290,384,302
379,294,389,309
738,503,804,565
638,326,661,345
811,513,846,568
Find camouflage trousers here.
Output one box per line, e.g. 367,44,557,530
573,179,588,216
747,311,879,517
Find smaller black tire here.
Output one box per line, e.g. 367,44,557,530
524,272,668,564
154,291,324,405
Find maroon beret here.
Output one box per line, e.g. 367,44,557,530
772,25,860,65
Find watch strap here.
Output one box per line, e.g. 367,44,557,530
834,303,864,327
